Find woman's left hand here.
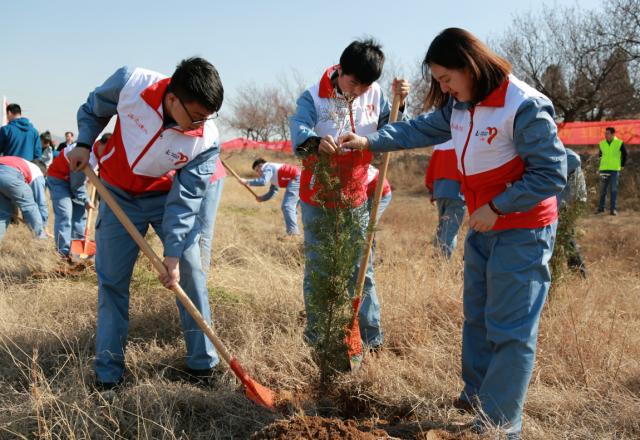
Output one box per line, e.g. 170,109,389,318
468,204,498,232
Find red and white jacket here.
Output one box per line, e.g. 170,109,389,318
299,65,382,207
95,68,219,194
424,140,461,192
47,144,98,181
0,156,43,183
365,165,391,198
449,76,557,229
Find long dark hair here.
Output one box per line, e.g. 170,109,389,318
423,28,511,109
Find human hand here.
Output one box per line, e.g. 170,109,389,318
468,204,498,232
66,147,90,171
338,132,369,151
318,135,341,155
392,78,410,105
159,256,180,288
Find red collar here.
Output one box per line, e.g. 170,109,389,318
140,77,204,137
140,77,170,111
318,65,340,98
477,78,509,107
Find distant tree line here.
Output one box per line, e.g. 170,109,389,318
224,0,640,140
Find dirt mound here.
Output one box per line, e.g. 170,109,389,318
251,416,481,440
251,416,387,439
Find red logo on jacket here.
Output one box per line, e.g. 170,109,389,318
475,127,499,144
174,152,189,166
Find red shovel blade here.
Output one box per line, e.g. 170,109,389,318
70,239,96,258
229,358,275,410
345,297,364,371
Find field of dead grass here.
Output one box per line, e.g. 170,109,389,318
0,150,638,439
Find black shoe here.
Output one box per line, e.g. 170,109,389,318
595,209,605,214
611,210,618,216
94,378,123,392
368,344,383,355
169,366,222,386
452,397,474,414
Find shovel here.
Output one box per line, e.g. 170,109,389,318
70,184,97,259
81,166,276,410
220,159,261,199
344,93,401,371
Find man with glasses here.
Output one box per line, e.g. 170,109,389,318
67,57,224,390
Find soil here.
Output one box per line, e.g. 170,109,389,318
251,416,385,439
251,416,482,440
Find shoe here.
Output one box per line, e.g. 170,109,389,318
611,210,618,216
94,378,123,392
452,397,474,414
368,344,383,355
595,209,605,214
168,365,222,386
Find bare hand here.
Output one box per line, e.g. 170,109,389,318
159,256,180,288
338,132,369,151
255,196,262,203
86,200,95,210
468,204,498,232
392,78,410,105
67,147,90,172
318,135,341,155
240,178,249,185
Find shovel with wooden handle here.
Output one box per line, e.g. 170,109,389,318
344,93,401,371
220,159,261,199
70,184,97,259
82,166,276,409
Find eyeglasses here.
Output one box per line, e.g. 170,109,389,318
176,94,219,125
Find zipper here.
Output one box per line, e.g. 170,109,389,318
131,127,165,171
460,107,476,208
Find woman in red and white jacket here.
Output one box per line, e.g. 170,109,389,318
340,28,567,439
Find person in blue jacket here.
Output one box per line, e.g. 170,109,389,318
340,28,567,440
0,104,42,161
66,58,224,390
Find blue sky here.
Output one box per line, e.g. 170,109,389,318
0,0,598,140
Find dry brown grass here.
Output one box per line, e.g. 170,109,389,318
0,150,639,439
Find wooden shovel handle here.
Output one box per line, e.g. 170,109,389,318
82,166,234,365
220,159,261,199
352,94,401,303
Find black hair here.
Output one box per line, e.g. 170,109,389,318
252,158,266,170
169,57,224,113
65,131,74,137
605,127,615,134
339,38,385,85
99,132,112,143
6,103,21,115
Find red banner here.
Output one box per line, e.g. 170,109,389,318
558,120,640,145
221,137,292,153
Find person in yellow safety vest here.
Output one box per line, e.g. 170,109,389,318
596,127,627,215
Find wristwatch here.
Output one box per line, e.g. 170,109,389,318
488,200,505,217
